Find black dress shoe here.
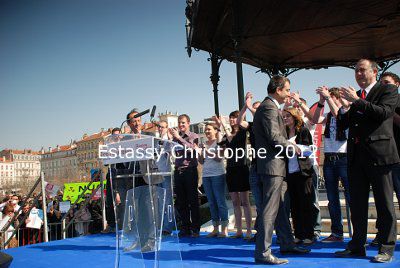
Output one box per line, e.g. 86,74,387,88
162,230,172,236
123,241,140,252
372,253,393,263
178,230,191,238
141,240,156,253
247,235,256,243
369,236,380,247
280,246,310,254
334,249,366,258
191,231,200,238
255,254,289,265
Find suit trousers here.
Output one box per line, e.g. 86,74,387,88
287,171,315,240
255,175,295,259
174,166,200,233
347,146,397,255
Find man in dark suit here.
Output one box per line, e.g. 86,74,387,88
335,59,399,263
253,75,310,265
370,72,400,246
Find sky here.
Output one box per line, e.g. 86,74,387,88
1,0,399,151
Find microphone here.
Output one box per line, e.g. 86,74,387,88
150,105,156,119
133,108,150,118
119,107,155,131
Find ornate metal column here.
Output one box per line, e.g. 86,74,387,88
232,0,245,110
209,53,223,116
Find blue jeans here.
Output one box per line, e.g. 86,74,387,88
202,174,229,226
160,176,175,232
323,155,350,237
249,164,262,231
311,166,322,236
392,163,400,203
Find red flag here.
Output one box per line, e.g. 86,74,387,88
309,102,324,165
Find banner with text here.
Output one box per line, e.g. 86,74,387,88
62,181,106,203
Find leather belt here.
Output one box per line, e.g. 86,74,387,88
325,153,347,162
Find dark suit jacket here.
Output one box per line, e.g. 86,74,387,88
337,82,399,166
394,95,400,155
253,97,290,176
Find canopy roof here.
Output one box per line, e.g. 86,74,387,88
187,0,400,70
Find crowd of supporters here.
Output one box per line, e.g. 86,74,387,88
1,67,399,262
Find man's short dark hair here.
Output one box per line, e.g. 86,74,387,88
381,72,400,85
111,127,121,134
229,110,240,118
329,87,340,99
178,114,190,122
126,108,139,123
159,120,168,126
267,75,290,94
358,59,379,73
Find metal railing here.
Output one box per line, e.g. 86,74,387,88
1,219,95,249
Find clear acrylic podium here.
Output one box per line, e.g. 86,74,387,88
102,134,183,268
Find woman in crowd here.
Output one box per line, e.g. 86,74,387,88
0,204,17,248
196,123,229,238
48,203,62,240
65,208,78,238
216,111,252,239
75,200,92,236
282,107,316,245
88,199,103,234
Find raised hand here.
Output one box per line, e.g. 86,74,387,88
316,86,330,98
169,127,180,139
245,92,253,108
340,97,351,108
212,115,222,127
283,96,292,109
290,92,301,104
339,86,359,102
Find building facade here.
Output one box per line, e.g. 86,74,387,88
0,149,41,193
76,129,110,180
0,157,16,195
158,111,178,129
40,143,78,184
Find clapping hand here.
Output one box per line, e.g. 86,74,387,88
290,92,301,104
193,144,203,156
339,86,359,102
168,127,180,139
316,86,330,98
212,115,222,128
340,97,351,108
245,92,253,109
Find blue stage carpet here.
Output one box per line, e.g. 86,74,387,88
3,234,399,268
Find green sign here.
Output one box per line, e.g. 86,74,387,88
63,181,106,203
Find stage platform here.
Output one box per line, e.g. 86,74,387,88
3,233,399,268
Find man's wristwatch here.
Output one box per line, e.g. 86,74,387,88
324,96,331,100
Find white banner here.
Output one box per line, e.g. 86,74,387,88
100,137,155,165
26,208,43,229
59,201,71,213
45,181,61,198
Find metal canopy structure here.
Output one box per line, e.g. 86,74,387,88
185,0,400,113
